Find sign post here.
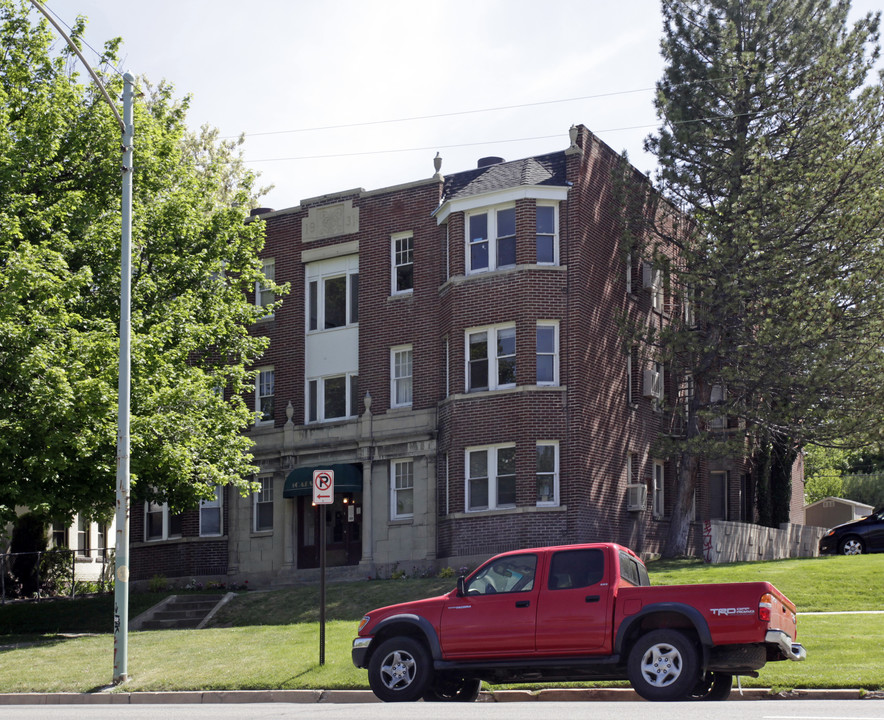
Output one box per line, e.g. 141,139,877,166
313,470,334,665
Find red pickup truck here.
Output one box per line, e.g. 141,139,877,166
352,543,805,702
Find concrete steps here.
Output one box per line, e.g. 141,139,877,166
131,593,229,631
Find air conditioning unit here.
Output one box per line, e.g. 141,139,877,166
627,483,647,512
643,369,662,399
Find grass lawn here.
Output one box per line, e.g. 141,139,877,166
1,553,882,693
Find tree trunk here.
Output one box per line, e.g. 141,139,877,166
662,451,700,557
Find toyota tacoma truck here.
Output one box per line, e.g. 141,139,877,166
352,543,805,702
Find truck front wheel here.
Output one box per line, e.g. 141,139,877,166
368,636,433,702
627,629,700,701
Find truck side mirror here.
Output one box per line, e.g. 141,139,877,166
457,576,466,597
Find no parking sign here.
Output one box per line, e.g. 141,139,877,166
313,469,334,504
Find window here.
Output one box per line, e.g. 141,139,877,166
467,444,516,511
467,324,515,392
253,477,273,532
145,502,182,541
652,460,665,519
391,459,414,519
391,346,413,407
536,204,558,264
627,347,639,404
709,383,726,429
392,233,414,294
307,373,359,422
51,522,67,548
548,548,604,590
536,322,558,385
96,523,107,559
307,271,358,331
256,367,274,424
467,205,515,273
200,486,223,537
710,471,728,520
256,258,275,315
466,554,537,595
536,442,559,506
76,516,90,557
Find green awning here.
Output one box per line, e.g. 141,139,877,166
283,463,363,498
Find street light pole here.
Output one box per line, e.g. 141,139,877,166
26,1,133,686
113,72,135,685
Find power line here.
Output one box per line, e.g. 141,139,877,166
40,1,126,78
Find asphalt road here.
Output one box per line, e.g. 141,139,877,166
1,701,883,720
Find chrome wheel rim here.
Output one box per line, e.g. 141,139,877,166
379,649,417,691
639,642,683,688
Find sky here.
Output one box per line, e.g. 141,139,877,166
41,1,884,212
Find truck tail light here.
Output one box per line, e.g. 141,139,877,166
758,593,773,622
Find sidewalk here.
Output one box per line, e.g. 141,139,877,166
0,688,879,705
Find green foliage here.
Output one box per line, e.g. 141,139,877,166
0,1,285,522
621,0,884,553
148,574,168,593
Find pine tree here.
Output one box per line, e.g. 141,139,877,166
623,0,884,555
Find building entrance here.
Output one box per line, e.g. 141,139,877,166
296,494,362,569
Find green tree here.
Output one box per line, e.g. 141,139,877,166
621,0,884,555
0,1,282,524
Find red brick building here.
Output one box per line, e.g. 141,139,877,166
129,124,797,585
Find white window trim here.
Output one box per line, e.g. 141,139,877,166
255,366,275,425
465,203,516,274
199,486,223,537
536,321,559,386
465,323,516,393
253,476,273,532
536,441,560,507
391,345,413,408
391,232,414,295
535,202,559,265
652,460,665,519
306,372,359,423
465,443,517,512
256,258,275,317
306,270,359,332
144,501,181,542
391,458,415,520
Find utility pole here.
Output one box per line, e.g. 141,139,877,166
26,1,134,685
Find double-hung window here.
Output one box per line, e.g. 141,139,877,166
76,516,90,557
256,258,275,316
145,501,182,541
536,322,558,385
391,233,413,294
467,324,516,392
256,367,275,424
391,459,414,519
536,204,557,264
307,373,359,422
308,272,358,331
391,345,413,407
466,444,516,511
253,477,273,532
536,442,559,506
652,460,665,519
467,206,516,273
200,486,223,537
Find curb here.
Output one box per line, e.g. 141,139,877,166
0,688,880,705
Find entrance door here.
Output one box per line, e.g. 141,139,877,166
296,495,362,569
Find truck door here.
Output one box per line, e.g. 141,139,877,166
535,548,611,654
440,552,540,658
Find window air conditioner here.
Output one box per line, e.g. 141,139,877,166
643,369,661,399
627,483,647,512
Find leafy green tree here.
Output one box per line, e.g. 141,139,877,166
621,0,884,555
0,1,281,524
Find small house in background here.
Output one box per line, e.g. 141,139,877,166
805,496,874,529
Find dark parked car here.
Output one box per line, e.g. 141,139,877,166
819,507,884,555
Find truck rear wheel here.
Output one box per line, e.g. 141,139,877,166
367,636,432,702
627,629,700,701
423,676,481,702
690,671,732,701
